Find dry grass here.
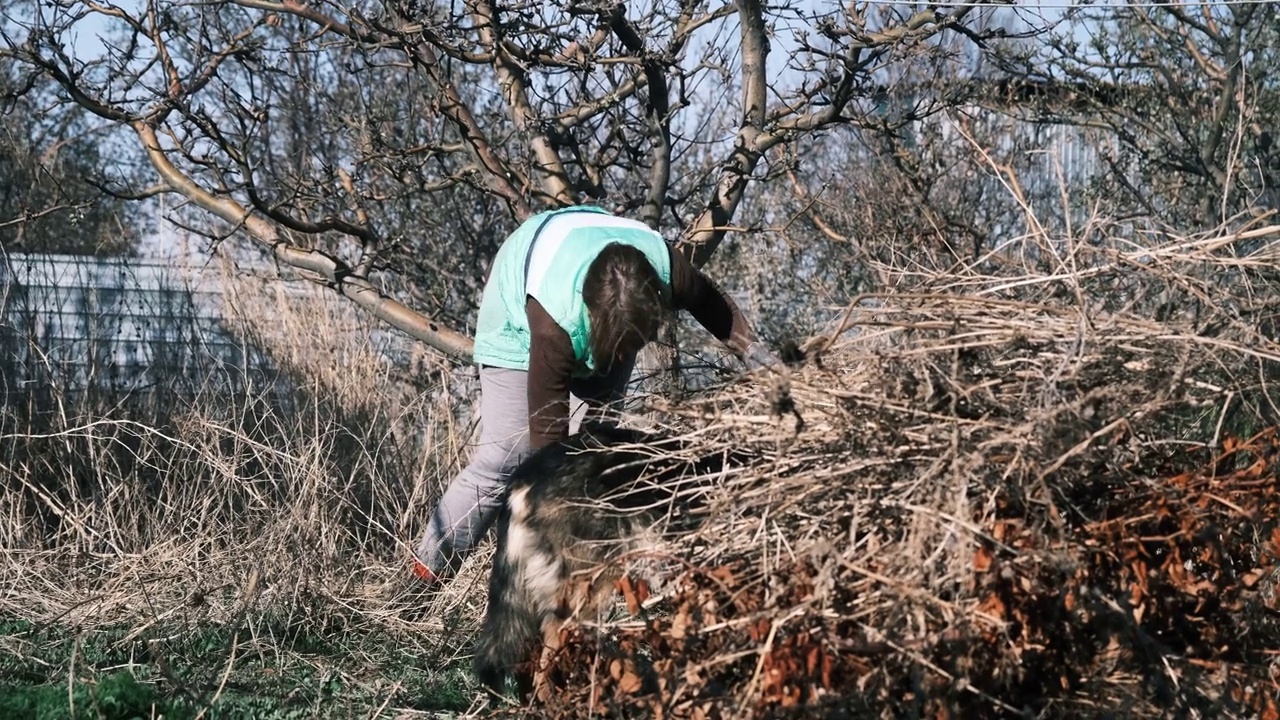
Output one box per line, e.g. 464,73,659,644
503,210,1280,719
2,191,1280,718
0,256,492,717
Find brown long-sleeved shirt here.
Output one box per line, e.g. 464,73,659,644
525,244,755,449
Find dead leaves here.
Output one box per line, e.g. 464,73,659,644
504,427,1280,720
758,629,835,708
972,545,994,573
617,575,650,615
609,657,644,694
522,559,851,718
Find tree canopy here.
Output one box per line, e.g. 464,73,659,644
0,58,147,255
2,0,1009,360
3,1,1275,361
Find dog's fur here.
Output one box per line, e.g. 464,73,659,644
472,422,727,705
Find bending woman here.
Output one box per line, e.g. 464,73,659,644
404,205,781,592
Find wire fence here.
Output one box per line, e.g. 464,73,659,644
0,252,282,404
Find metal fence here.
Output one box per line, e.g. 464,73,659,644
0,252,279,399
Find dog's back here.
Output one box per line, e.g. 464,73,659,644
473,423,718,702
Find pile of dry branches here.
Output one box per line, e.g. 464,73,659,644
494,224,1280,718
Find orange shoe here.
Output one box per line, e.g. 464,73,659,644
412,558,439,583
383,557,445,618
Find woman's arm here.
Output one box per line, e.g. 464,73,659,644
667,245,779,371
525,296,577,450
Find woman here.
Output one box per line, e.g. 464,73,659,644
403,204,782,595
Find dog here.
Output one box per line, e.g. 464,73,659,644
472,422,730,706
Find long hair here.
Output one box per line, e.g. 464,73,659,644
582,243,667,372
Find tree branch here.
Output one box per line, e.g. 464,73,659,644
676,0,768,267
1199,6,1254,189
230,0,533,219
132,121,476,360
678,3,975,268
604,2,686,228
0,201,94,231
469,0,575,208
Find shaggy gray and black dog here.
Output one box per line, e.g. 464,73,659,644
473,422,731,705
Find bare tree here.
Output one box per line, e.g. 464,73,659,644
1003,2,1279,230
0,57,146,255
1,0,1011,362
685,5,1067,355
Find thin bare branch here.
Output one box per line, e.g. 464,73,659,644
132,121,476,359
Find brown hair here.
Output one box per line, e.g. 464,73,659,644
582,243,667,371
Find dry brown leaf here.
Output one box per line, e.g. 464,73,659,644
620,670,643,694
671,610,690,640
973,545,993,573
684,663,703,689
711,566,735,584
620,575,641,615
977,592,1007,620
1264,696,1280,720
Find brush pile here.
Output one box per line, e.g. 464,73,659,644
497,226,1280,718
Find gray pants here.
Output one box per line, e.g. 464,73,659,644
414,359,635,577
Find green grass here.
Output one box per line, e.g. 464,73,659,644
0,666,181,720
0,616,477,719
